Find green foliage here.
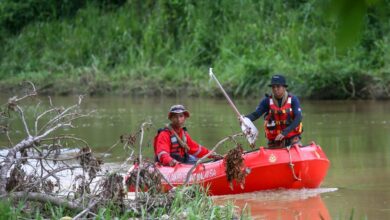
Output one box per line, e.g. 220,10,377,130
151,185,241,219
0,199,18,220
0,0,389,99
0,0,126,34
0,199,77,219
0,185,244,219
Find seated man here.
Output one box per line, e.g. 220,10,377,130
154,104,221,166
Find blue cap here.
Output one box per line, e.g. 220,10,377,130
268,75,288,87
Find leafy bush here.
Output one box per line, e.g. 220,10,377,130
0,0,389,99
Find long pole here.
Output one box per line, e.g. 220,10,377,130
209,68,241,118
208,68,258,146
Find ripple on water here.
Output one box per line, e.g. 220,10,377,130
213,188,338,201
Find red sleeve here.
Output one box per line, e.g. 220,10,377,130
186,133,210,158
155,131,174,166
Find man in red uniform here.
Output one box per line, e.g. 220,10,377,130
245,75,303,148
154,104,221,166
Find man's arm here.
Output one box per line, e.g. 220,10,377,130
155,132,176,166
186,134,210,158
245,97,269,121
281,96,302,136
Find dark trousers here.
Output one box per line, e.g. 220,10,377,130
170,153,198,164
268,135,301,148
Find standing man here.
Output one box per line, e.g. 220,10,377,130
154,104,221,166
244,75,303,148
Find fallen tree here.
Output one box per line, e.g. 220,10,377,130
0,82,243,219
0,82,110,217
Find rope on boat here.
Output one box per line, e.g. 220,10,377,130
286,146,301,181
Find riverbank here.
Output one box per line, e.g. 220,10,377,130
1,0,389,99
1,71,389,99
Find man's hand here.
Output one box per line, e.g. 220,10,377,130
168,159,178,167
238,115,245,125
275,133,285,141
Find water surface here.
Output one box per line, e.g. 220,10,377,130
1,96,389,219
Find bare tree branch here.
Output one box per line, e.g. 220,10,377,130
73,199,101,219
35,108,58,136
0,86,188,219
153,164,174,189
15,105,32,137
184,133,243,185
38,104,79,134
3,192,81,211
4,129,13,147
0,86,92,195
11,81,37,103
42,135,90,147
135,121,152,198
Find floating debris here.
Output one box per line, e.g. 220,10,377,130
125,161,163,194
224,144,248,190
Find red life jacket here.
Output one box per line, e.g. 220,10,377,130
264,95,302,140
153,127,188,161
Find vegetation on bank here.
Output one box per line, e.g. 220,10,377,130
0,185,244,219
0,0,389,99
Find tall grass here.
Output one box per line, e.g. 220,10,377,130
0,0,389,98
0,185,246,219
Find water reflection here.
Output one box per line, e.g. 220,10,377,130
213,188,337,220
2,96,390,219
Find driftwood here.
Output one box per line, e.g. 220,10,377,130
0,82,242,218
0,83,95,195
0,83,191,218
2,192,82,211
0,83,135,217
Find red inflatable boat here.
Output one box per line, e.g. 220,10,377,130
126,142,329,196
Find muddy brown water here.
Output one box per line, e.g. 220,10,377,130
1,96,390,219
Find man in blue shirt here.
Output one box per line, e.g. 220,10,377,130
245,75,303,148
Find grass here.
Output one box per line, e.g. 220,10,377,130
0,0,389,99
0,185,247,219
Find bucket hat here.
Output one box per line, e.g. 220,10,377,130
268,75,288,87
168,104,190,119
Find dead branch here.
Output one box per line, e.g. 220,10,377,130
0,84,95,197
7,81,37,104
73,199,101,219
14,151,93,163
183,133,243,185
42,135,90,147
35,108,58,135
135,121,152,198
15,105,32,137
153,163,174,189
0,84,209,219
3,192,81,211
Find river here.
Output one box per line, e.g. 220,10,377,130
1,95,390,219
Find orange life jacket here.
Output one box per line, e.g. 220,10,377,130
153,127,188,161
264,95,302,140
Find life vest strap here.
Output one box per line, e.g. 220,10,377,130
165,124,189,151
